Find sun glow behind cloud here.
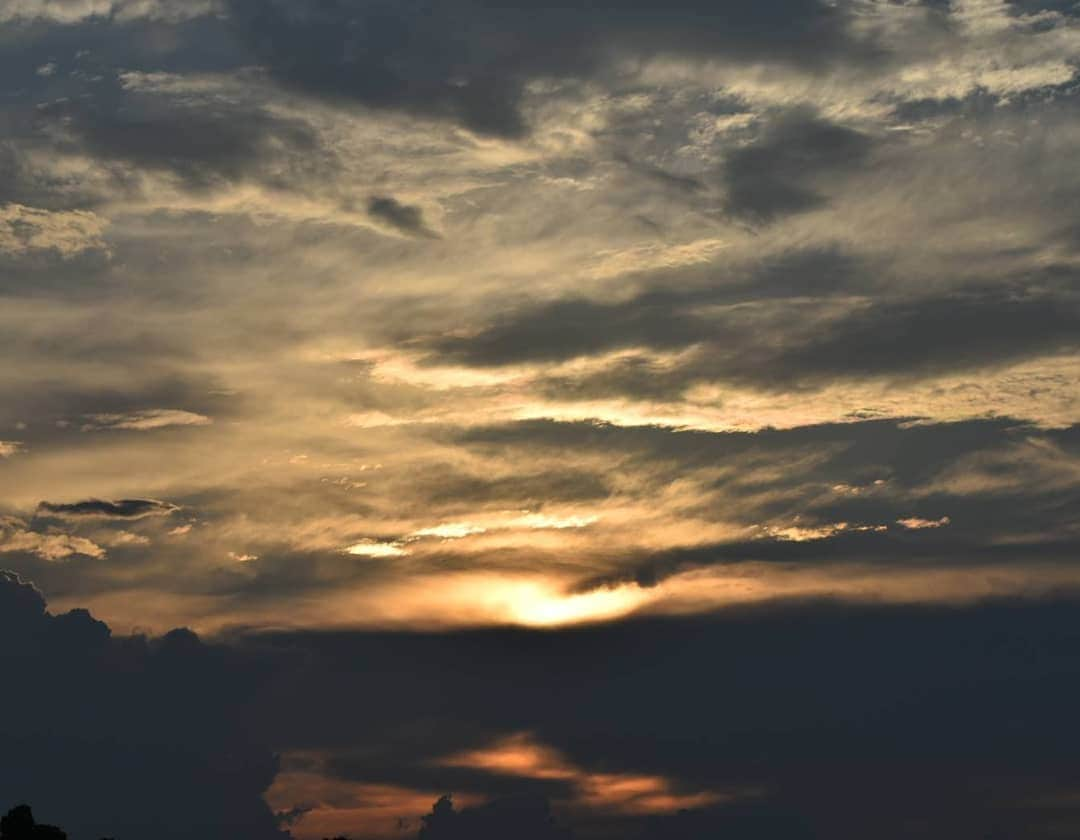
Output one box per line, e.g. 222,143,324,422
498,580,648,627
57,560,1080,636
4,0,1080,836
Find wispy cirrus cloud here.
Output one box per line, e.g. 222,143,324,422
81,409,211,431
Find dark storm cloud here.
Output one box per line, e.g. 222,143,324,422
225,0,862,136
10,564,1080,839
721,112,874,223
368,195,439,239
0,571,286,840
246,594,1080,839
35,498,179,519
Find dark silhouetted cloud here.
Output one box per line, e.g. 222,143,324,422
35,498,179,519
245,594,1080,839
0,571,287,840
9,565,1080,838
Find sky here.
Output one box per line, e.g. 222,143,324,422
1,0,1080,837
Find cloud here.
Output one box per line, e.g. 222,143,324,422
0,442,24,458
34,80,331,193
3,6,1080,837
0,519,105,562
760,288,1080,383
424,280,1080,388
36,498,179,519
407,512,598,544
225,0,860,135
8,563,1080,839
897,515,951,530
720,111,873,223
0,0,218,23
81,409,211,431
344,540,408,558
0,571,287,840
368,196,439,239
0,204,109,258
251,594,1080,838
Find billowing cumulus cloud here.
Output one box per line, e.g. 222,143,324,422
0,571,286,839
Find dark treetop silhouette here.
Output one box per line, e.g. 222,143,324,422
1,806,67,840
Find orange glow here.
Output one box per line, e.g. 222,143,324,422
437,733,738,815
265,763,484,840
263,734,736,840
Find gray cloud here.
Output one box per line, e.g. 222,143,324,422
226,0,862,136
36,498,179,519
33,81,331,192
368,195,439,239
425,274,1080,390
721,111,874,223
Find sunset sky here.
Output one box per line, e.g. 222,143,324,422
2,0,1080,837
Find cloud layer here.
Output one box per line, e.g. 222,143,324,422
2,0,1080,835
